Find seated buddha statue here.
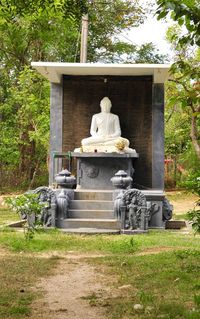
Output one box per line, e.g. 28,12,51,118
74,97,136,154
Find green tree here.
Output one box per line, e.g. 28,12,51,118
86,0,144,62
134,42,168,63
0,67,50,188
164,25,200,189
0,1,88,189
0,0,87,21
90,41,167,63
155,1,200,179
0,0,166,189
156,0,200,46
165,26,200,160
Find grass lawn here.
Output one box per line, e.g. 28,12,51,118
0,253,59,318
0,191,199,318
0,207,20,225
0,228,199,253
0,228,199,318
87,249,200,319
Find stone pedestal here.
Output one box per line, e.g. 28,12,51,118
143,190,165,229
71,152,139,190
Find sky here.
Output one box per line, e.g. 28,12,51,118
128,16,171,55
120,1,173,59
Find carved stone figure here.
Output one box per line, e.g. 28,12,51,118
74,97,136,154
56,189,71,219
114,188,150,230
23,185,75,228
32,186,57,227
162,198,173,221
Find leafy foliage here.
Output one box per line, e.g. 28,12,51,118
156,0,200,46
182,172,200,235
187,198,200,234
167,55,200,161
164,23,200,189
5,193,45,218
0,67,50,189
87,0,144,62
0,0,88,21
182,171,200,195
5,193,47,239
134,42,168,63
92,41,167,63
0,1,85,189
0,0,168,189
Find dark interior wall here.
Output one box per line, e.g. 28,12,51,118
63,75,153,188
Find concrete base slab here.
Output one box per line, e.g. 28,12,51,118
165,220,187,229
121,229,148,235
8,220,26,228
59,228,120,234
57,218,120,230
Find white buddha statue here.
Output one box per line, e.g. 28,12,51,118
74,97,136,154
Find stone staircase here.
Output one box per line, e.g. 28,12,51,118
58,190,121,233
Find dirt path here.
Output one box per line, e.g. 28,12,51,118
166,191,198,215
30,257,108,319
29,245,192,319
0,245,197,318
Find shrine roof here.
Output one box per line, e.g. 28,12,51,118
31,62,170,84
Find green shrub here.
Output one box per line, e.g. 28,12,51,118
181,171,200,196
187,199,200,234
5,193,46,239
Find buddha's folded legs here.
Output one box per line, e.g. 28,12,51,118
82,136,129,147
82,136,104,146
104,137,129,147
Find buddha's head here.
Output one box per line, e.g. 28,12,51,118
100,97,112,113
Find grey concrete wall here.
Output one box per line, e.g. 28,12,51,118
49,83,63,185
152,83,165,190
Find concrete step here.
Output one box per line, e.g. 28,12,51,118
60,228,120,234
74,190,113,201
69,200,114,210
74,190,165,201
142,190,165,201
68,209,114,219
58,218,121,230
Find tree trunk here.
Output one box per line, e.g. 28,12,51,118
28,158,40,190
190,114,200,160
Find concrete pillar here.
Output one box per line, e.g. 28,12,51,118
49,83,63,185
152,83,165,190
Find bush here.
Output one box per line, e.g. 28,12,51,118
181,171,200,196
5,193,46,240
187,199,200,234
181,172,200,234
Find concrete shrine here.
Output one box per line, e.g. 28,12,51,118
31,62,172,232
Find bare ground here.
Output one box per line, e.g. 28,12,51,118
29,246,191,319
0,245,196,318
30,257,109,319
166,191,198,215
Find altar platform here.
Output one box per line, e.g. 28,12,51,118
71,152,139,190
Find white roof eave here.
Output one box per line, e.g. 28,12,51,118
31,62,170,84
